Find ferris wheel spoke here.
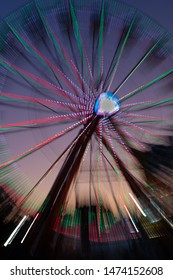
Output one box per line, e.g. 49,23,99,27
103,22,129,91
0,91,86,113
14,125,94,216
0,111,91,131
106,14,136,92
102,155,113,192
100,151,122,220
106,121,142,180
118,112,173,125
0,115,92,169
35,2,91,99
99,130,140,218
69,0,94,91
97,121,104,228
0,60,86,104
6,23,87,100
107,120,132,154
108,120,145,173
121,97,173,111
120,68,173,102
101,123,121,176
113,117,165,143
113,38,163,94
89,138,101,209
94,140,104,234
101,131,148,198
112,125,146,151
97,1,105,87
62,143,92,219
102,153,121,219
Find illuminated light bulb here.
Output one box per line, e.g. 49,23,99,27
94,92,120,117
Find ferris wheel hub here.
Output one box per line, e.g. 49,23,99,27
94,92,120,117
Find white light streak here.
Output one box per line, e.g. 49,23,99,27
124,204,139,233
4,215,28,247
129,192,147,217
21,213,39,243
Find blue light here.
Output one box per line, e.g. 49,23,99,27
94,92,120,117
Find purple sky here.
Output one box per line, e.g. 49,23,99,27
0,0,173,34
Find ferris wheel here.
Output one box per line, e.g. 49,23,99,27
0,0,173,259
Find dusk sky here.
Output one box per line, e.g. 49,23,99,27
0,0,173,34
0,0,173,261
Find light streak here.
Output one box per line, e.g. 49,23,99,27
7,24,86,100
4,215,28,247
113,39,162,94
121,97,173,111
21,213,39,243
115,117,164,143
0,91,86,110
69,0,94,88
107,15,136,92
0,111,91,130
0,60,85,104
120,68,173,102
129,193,147,217
98,1,105,86
0,114,92,169
35,3,91,97
124,204,139,233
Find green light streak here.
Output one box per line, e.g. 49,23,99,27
123,97,173,111
122,125,164,143
35,1,62,56
6,22,70,87
98,1,105,85
107,14,136,91
6,23,53,73
69,0,83,57
121,68,173,102
35,2,79,82
69,0,91,87
131,119,173,125
114,38,163,94
0,60,43,88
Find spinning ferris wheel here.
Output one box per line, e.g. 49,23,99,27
0,0,173,259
